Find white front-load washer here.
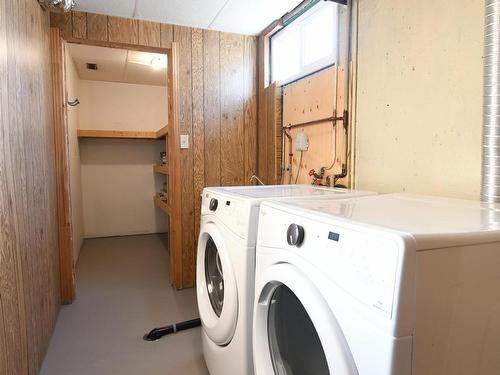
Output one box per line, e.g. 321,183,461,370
196,185,376,375
254,193,500,375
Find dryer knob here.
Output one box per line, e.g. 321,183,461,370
209,198,218,211
287,224,304,247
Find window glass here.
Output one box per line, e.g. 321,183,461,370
271,2,339,85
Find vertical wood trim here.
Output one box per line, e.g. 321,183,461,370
160,23,174,48
108,16,138,45
50,28,75,304
220,33,245,186
167,45,183,289
173,25,195,288
257,36,268,183
86,13,108,41
192,29,204,242
243,36,258,183
72,11,87,39
203,30,221,187
138,20,161,47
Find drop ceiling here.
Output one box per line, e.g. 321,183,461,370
74,0,303,36
67,43,167,86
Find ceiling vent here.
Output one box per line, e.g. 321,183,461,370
86,63,98,71
38,0,76,12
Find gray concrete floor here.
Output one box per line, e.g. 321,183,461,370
41,234,208,375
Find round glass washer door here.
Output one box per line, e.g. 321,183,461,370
196,222,238,346
253,263,358,375
204,236,224,317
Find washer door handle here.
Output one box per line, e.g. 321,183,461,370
287,224,304,247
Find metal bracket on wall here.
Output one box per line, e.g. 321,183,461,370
284,110,348,130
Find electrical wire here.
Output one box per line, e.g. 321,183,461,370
294,151,304,184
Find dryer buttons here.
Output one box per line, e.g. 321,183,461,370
209,198,218,211
287,224,305,247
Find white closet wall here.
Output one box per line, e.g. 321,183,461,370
77,80,168,238
65,49,85,264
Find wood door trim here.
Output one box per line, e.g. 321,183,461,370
50,27,75,304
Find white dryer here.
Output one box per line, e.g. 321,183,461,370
254,193,500,375
196,185,376,375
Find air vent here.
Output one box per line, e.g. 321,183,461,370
86,63,98,71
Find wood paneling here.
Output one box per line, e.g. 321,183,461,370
160,24,174,47
50,11,258,289
192,29,204,240
244,36,258,182
51,29,75,304
220,33,245,186
203,30,221,187
72,11,87,39
174,25,195,287
138,20,161,47
282,67,346,185
1,2,60,374
87,13,108,41
108,16,138,45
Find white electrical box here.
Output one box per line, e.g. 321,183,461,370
180,134,189,149
295,132,309,151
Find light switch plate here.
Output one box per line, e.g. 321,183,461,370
180,134,189,149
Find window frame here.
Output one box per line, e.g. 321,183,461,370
269,1,340,86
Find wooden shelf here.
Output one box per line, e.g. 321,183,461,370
77,129,158,139
153,195,170,214
77,125,169,140
155,125,169,139
153,164,169,174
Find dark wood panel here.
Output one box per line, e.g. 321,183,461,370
72,11,87,39
1,2,60,374
138,20,161,47
203,30,221,187
86,13,108,41
108,16,138,45
220,33,245,186
173,25,195,288
243,36,258,183
192,29,204,241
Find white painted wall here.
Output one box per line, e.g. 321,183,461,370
78,80,168,238
354,0,484,199
78,81,167,131
65,49,85,264
79,139,167,238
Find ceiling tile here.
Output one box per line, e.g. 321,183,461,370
210,0,303,35
134,0,228,29
75,0,137,19
75,0,302,35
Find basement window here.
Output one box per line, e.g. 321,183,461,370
270,1,339,85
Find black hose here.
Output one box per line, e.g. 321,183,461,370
143,318,201,341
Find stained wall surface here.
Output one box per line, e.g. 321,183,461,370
0,1,61,374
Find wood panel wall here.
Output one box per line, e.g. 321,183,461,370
50,11,258,288
0,1,60,374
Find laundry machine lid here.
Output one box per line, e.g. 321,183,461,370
205,185,375,200
263,193,500,250
197,222,238,345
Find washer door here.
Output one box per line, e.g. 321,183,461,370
197,222,238,346
254,263,358,375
